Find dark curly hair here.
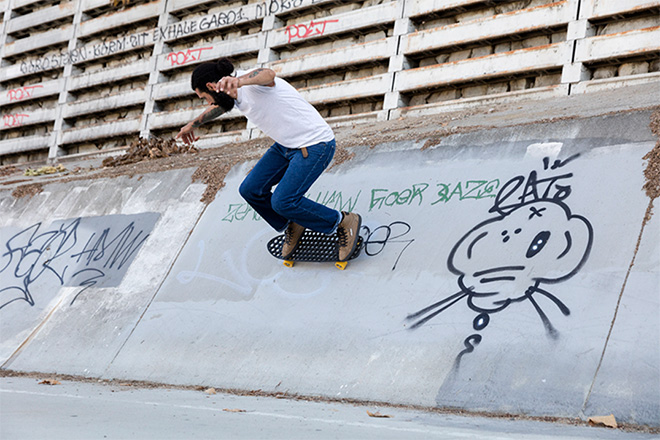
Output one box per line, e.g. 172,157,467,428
190,58,235,111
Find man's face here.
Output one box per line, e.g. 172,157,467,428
195,88,214,105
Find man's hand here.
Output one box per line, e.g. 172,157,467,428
177,105,227,144
176,122,199,145
208,77,240,99
206,68,276,99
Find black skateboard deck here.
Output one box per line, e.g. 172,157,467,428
267,230,364,270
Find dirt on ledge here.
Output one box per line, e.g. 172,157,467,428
12,183,43,199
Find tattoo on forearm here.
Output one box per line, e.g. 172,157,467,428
192,106,226,128
248,69,265,78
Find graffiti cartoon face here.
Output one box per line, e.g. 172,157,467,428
447,201,593,313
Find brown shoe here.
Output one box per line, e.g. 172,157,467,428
337,212,362,261
282,222,305,258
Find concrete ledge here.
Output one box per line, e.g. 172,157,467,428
53,145,127,163
147,107,244,131
60,118,141,144
80,0,109,13
571,72,660,94
152,79,192,101
77,0,162,37
62,89,147,119
391,84,568,119
68,61,151,90
589,0,660,19
168,0,215,13
164,0,349,22
407,0,485,18
73,34,154,67
401,2,571,55
156,4,263,44
395,43,567,92
193,129,250,149
11,0,48,9
78,1,163,39
271,38,395,78
3,26,74,58
575,26,660,63
6,1,75,34
0,107,56,131
326,109,384,128
300,73,390,104
0,79,63,107
267,2,398,47
0,62,35,82
0,134,52,155
157,35,260,72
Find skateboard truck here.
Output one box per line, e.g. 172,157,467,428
282,259,348,270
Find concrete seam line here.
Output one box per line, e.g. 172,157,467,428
103,202,210,375
580,199,654,415
1,296,66,369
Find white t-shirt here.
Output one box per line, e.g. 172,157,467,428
234,74,334,149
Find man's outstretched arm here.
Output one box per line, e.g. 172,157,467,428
176,105,227,144
208,68,276,99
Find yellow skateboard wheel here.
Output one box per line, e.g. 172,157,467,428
283,260,294,268
335,261,347,270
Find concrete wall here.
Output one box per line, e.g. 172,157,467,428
1,105,658,427
1,0,659,163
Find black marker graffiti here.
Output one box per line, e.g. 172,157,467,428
16,0,319,75
407,154,593,368
0,214,158,310
92,33,150,58
20,47,89,75
361,221,414,271
19,32,150,75
155,20,200,42
256,0,304,17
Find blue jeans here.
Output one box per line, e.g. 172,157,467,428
239,139,341,234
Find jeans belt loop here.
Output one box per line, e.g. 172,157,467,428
301,147,308,158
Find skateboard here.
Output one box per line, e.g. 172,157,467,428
267,230,364,270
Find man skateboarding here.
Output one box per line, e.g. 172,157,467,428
176,58,361,261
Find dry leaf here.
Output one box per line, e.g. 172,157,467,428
223,408,246,413
367,410,392,418
588,414,618,428
204,388,217,395
38,379,61,385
